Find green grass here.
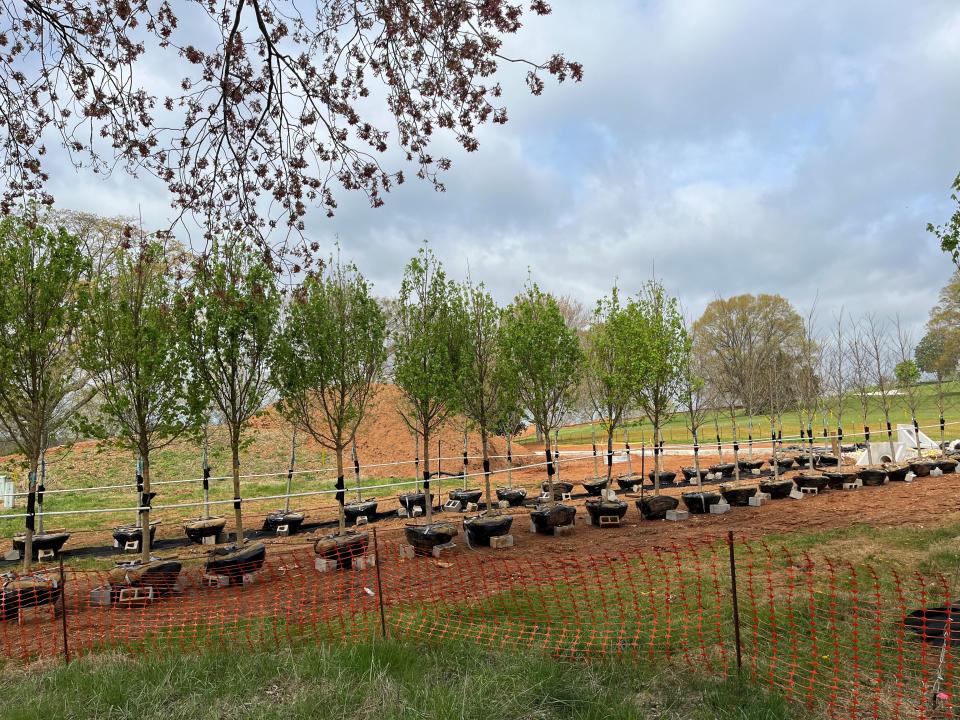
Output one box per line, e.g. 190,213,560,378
0,639,801,720
523,380,960,447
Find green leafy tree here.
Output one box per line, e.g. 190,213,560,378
928,173,960,267
500,281,583,500
178,241,280,546
677,323,711,484
625,281,688,494
0,211,93,570
79,237,203,562
583,286,635,482
458,278,515,512
393,247,464,525
272,255,387,535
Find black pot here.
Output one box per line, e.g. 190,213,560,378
464,515,513,546
12,532,70,561
637,495,680,519
709,463,736,478
112,523,157,551
582,478,609,496
720,486,757,506
682,491,722,514
886,465,910,482
759,479,794,499
529,504,576,535
910,460,936,478
404,523,458,555
737,459,764,472
822,472,854,490
540,481,574,500
496,487,527,507
616,475,643,491
183,517,226,544
768,457,795,471
937,458,958,474
816,454,840,467
857,468,887,486
1,574,62,621
314,531,369,568
681,467,708,483
344,499,379,523
793,455,819,469
449,488,483,506
903,603,960,646
794,474,829,492
205,542,267,585
108,559,182,600
398,492,433,513
584,499,628,525
262,510,306,533
647,470,677,485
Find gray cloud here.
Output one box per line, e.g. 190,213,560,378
37,0,960,339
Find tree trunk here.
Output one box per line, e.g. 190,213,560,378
884,411,896,461
606,427,614,483
544,434,554,504
591,424,599,480
481,428,492,513
231,431,244,546
770,421,779,482
422,429,432,524
653,423,661,496
506,434,513,488
141,452,152,563
692,427,702,488
336,446,346,535
623,428,633,478
22,455,39,572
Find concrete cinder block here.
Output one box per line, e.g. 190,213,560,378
497,500,510,509
89,585,112,607
710,501,731,515
553,524,575,537
204,574,230,587
666,509,689,521
465,502,478,512
397,507,409,518
432,541,457,558
751,468,762,476
800,486,818,495
275,524,291,537
490,534,514,549
314,558,338,573
748,495,767,507
355,516,369,526
352,555,377,570
411,506,423,517
789,489,805,500
398,544,416,560
529,520,538,533
931,467,944,477
201,534,218,546
4,549,20,562
601,489,618,501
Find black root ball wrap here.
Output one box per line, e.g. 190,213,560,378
800,428,805,439
202,466,210,491
545,448,554,477
422,469,430,493
865,426,871,442
462,451,468,466
354,458,360,474
335,475,345,505
140,492,152,515
733,443,740,453
136,474,144,494
607,449,613,467
25,488,35,531
482,458,490,475
592,443,597,456
653,444,660,456
37,484,45,505
887,421,893,433
838,427,844,443
233,498,241,510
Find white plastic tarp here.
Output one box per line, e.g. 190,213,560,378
855,424,938,465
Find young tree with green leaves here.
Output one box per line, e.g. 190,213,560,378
0,212,93,570
458,278,514,516
677,324,710,486
500,281,583,503
272,255,387,536
393,247,464,526
178,241,280,546
583,286,634,482
79,237,202,562
626,281,688,494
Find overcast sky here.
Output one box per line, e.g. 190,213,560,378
46,0,960,338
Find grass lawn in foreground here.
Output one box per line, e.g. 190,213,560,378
0,639,799,720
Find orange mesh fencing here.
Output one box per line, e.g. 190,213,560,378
0,527,957,719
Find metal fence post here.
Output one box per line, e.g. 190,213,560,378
373,527,387,639
727,530,742,675
58,555,70,663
